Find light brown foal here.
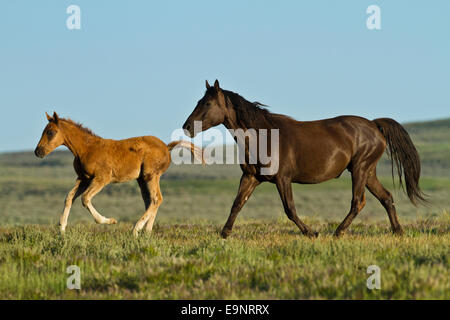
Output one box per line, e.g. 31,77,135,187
35,112,203,236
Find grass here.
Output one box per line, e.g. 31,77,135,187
0,164,449,300
0,217,448,299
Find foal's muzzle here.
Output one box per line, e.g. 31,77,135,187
34,147,45,158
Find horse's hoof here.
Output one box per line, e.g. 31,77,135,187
132,229,139,238
334,230,344,238
109,218,118,224
221,228,231,239
306,231,319,238
393,228,404,236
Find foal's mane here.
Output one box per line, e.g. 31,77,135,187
211,88,295,129
61,118,100,138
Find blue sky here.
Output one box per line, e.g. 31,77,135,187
1,0,449,152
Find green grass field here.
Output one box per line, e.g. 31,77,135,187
0,219,448,299
0,119,449,299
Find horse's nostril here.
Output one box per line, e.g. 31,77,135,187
34,147,44,158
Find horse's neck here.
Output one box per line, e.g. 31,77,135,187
61,122,97,158
223,108,253,160
223,102,240,130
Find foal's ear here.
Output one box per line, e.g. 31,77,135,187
52,112,60,124
206,80,211,89
214,79,220,90
46,112,53,122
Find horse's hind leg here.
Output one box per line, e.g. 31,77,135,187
137,177,151,210
334,166,367,237
81,178,117,225
366,173,404,235
276,177,317,238
133,174,163,237
59,179,89,232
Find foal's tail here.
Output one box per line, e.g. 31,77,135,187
373,118,427,205
167,140,205,165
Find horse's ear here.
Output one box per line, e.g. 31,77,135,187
53,112,59,124
46,112,53,122
214,79,220,91
206,80,211,89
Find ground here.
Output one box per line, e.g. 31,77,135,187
0,218,448,299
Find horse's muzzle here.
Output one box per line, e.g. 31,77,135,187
34,147,45,158
182,121,193,138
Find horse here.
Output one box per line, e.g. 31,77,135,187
183,80,426,238
35,112,204,236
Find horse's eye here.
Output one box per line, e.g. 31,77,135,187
47,130,55,137
206,102,211,107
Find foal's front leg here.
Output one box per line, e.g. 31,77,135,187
81,178,117,225
60,179,89,232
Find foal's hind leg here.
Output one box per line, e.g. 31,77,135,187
366,173,404,235
137,177,151,210
276,178,317,238
334,167,367,237
60,179,89,232
81,178,117,225
133,174,163,237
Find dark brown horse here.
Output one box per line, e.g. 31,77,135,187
183,80,426,238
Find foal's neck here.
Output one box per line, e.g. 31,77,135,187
60,121,99,158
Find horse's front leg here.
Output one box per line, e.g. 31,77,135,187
81,178,117,225
59,179,89,232
221,174,260,239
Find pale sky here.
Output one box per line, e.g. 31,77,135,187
1,0,449,152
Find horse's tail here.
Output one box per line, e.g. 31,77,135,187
373,118,427,206
167,140,205,165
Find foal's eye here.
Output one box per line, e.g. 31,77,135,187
47,130,55,137
206,102,211,107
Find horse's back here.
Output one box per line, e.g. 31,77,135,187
284,115,384,183
297,115,375,129
293,115,383,147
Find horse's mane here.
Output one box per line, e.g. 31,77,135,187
212,88,295,129
61,118,100,138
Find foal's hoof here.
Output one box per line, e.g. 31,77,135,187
109,218,118,224
221,228,232,239
306,231,319,238
393,228,404,236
